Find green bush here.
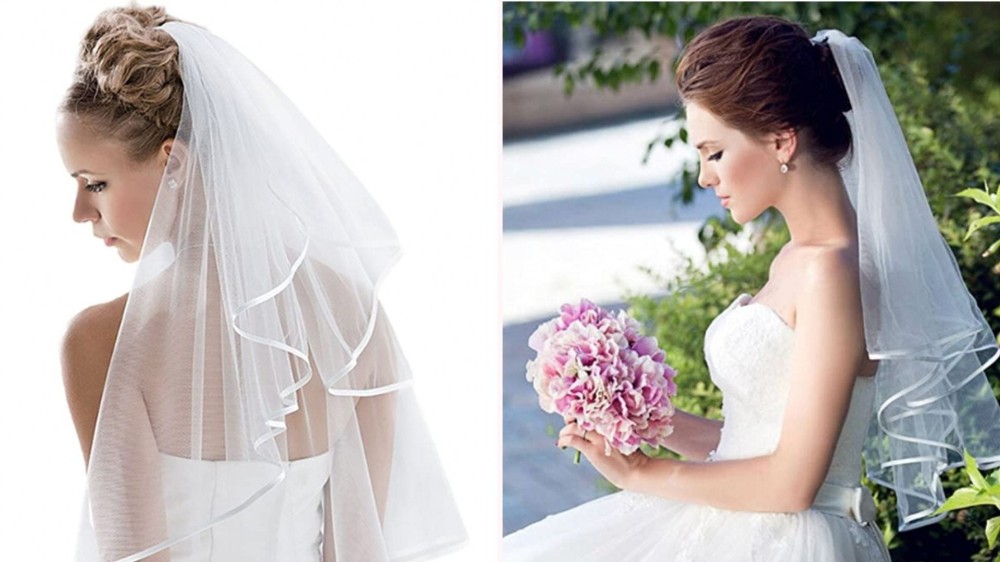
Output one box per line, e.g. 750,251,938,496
881,60,1000,322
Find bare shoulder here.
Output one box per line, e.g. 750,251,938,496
798,243,878,376
803,244,858,288
776,241,856,291
62,293,128,362
61,293,128,466
769,242,858,323
794,243,861,323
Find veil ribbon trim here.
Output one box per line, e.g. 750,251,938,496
814,29,1000,532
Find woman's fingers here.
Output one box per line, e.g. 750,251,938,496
557,424,574,440
557,424,601,456
557,423,588,440
556,433,593,452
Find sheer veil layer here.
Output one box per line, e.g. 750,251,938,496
75,20,466,561
816,29,1000,532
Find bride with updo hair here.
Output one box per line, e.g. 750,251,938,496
58,5,466,561
504,14,1000,562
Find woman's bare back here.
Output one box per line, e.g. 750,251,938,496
61,291,332,466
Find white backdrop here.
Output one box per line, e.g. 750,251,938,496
0,1,499,559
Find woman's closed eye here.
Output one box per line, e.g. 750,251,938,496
85,182,107,193
707,150,723,162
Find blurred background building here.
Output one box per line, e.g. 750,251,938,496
504,24,678,138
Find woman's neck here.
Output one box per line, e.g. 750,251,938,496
772,163,857,249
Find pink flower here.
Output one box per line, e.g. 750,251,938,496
525,299,677,457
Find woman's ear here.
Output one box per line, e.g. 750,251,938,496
161,138,189,177
772,128,798,164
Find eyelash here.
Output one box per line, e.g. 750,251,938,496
85,182,107,193
707,151,723,162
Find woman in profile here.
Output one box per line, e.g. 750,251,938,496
503,15,1000,561
58,5,466,561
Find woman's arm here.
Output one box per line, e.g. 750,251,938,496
659,410,723,461
560,250,866,513
61,296,125,467
62,297,171,560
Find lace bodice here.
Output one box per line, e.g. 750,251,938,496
158,450,331,561
704,293,875,486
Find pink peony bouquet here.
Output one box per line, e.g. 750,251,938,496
526,299,678,463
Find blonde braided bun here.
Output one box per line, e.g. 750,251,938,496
61,4,188,161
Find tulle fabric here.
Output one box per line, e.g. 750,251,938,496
815,29,1000,531
74,20,465,561
503,490,891,562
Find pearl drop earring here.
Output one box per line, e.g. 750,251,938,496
779,162,789,174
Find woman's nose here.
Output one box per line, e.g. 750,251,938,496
697,166,717,189
73,192,99,223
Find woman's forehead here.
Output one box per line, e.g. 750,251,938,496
686,103,731,147
56,114,127,174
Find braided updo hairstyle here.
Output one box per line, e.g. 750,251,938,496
675,16,853,169
60,4,187,162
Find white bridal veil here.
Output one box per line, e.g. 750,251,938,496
75,20,466,561
815,29,1000,531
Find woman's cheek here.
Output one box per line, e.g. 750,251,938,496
114,196,144,243
720,161,739,191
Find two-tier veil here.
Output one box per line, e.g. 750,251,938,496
74,19,466,561
816,29,1000,532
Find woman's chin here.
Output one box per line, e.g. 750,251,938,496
729,207,759,226
118,246,140,264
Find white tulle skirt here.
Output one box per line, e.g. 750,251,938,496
502,489,891,562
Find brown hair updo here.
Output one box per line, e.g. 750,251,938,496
675,16,853,168
60,4,186,162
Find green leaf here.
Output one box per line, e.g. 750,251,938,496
986,238,1000,258
966,449,990,491
563,75,575,97
956,188,1000,214
969,215,1000,232
987,516,1000,549
988,467,1000,488
989,481,1000,498
964,215,1000,240
649,59,661,82
513,26,525,49
933,486,997,513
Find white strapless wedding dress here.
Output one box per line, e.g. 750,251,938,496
158,450,331,561
503,293,893,561
77,451,332,561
